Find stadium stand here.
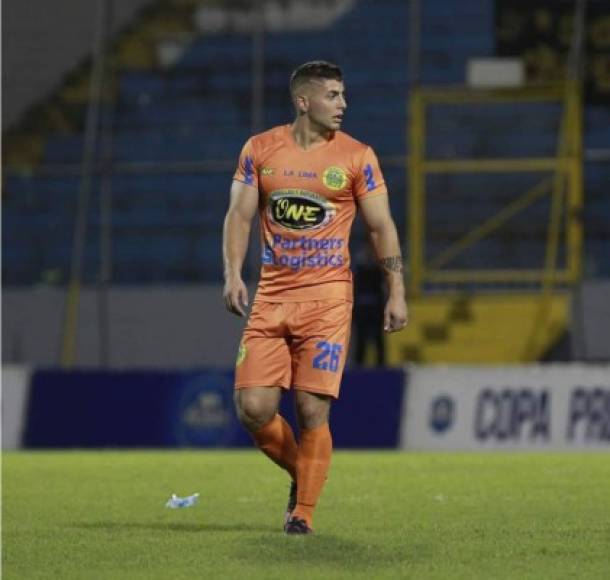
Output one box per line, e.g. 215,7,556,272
3,0,609,299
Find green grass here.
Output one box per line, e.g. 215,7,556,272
3,451,610,579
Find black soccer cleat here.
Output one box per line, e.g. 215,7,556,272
284,481,297,525
284,516,314,535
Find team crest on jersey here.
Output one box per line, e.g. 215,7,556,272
322,166,347,191
236,342,247,366
268,189,336,230
261,167,274,176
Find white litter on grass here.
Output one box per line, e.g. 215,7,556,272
165,493,200,509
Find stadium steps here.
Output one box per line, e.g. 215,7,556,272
386,293,569,364
3,0,204,170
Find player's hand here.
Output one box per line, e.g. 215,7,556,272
223,276,249,317
383,295,408,332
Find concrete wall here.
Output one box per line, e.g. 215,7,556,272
3,0,154,129
2,285,248,368
4,281,609,368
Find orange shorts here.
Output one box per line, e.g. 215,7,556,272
234,299,352,399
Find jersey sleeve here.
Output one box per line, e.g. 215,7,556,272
233,138,258,189
353,146,387,200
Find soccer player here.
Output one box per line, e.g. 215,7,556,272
223,61,408,535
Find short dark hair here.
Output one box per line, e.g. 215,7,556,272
289,61,343,94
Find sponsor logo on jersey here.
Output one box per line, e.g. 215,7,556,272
268,189,335,230
261,167,274,176
322,166,347,190
282,169,317,178
262,236,345,272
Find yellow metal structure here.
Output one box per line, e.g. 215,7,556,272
407,82,583,297
393,81,583,364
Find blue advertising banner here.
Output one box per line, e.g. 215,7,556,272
24,369,406,449
280,370,406,449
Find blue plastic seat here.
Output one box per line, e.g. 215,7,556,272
6,0,608,285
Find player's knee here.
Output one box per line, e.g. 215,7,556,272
295,392,331,429
234,389,276,432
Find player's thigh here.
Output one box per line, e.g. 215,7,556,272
235,301,292,390
290,300,352,399
235,334,292,390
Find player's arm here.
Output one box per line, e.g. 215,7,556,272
222,179,258,316
358,193,408,332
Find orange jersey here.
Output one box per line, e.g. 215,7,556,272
233,124,387,302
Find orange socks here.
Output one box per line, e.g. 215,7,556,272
252,417,332,529
292,423,332,528
252,414,298,481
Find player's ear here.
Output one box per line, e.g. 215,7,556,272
295,93,309,113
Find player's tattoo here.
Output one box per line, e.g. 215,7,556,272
380,256,403,273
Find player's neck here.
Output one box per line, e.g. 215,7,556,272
290,118,333,151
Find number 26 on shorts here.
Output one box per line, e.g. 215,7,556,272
312,341,343,373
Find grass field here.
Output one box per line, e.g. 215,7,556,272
3,451,610,579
